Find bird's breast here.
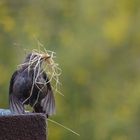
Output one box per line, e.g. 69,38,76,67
13,74,32,97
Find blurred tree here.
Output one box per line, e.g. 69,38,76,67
0,0,140,140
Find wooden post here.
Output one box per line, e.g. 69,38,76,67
0,114,47,140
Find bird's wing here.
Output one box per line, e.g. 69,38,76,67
9,71,25,114
9,94,25,114
41,86,55,116
41,72,55,116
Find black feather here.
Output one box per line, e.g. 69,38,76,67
9,53,55,116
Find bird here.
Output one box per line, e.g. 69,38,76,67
9,52,55,117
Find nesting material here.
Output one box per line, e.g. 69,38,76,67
17,48,62,109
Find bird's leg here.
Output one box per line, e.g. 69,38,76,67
33,102,44,113
33,103,49,118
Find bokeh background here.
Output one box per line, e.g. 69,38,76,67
0,0,140,140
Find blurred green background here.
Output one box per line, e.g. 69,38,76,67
0,0,140,140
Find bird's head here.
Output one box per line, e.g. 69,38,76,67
23,52,51,70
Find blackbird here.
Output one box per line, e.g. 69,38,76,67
9,53,55,117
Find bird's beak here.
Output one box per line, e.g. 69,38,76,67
41,54,53,65
34,52,52,64
41,54,51,60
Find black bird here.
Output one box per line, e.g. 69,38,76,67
9,53,55,117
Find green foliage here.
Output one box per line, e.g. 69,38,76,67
0,0,140,139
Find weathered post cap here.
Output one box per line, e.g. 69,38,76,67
0,112,47,140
